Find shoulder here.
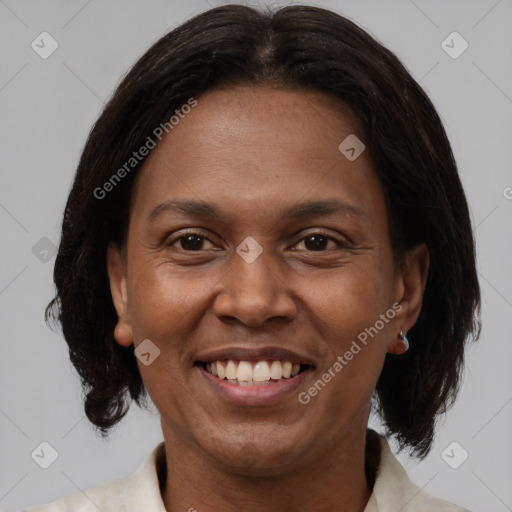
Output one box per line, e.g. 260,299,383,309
22,442,167,512
22,478,125,512
368,430,471,512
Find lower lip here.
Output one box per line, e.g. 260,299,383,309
197,365,313,406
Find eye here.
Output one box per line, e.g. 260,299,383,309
293,231,346,252
166,231,215,251
166,230,346,252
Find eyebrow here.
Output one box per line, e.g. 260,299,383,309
147,198,366,223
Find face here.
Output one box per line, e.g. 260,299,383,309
108,86,428,473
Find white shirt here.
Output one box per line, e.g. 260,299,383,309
23,430,471,511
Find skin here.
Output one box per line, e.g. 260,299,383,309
107,86,429,512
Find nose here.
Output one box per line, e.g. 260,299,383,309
212,244,297,328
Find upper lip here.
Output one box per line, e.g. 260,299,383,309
195,346,316,367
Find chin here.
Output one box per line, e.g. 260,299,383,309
200,425,310,473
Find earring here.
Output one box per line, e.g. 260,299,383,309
396,329,409,354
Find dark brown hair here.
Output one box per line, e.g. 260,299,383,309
46,4,481,459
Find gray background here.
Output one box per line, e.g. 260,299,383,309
1,0,511,510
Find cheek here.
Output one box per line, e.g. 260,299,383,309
308,260,391,396
126,259,202,340
315,259,390,337
125,263,202,412
125,259,223,387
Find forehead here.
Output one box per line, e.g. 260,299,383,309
130,86,384,227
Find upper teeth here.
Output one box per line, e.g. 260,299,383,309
206,360,301,381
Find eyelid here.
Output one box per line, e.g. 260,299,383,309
294,229,348,248
165,229,216,248
165,228,348,250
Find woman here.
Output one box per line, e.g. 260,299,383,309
27,4,480,511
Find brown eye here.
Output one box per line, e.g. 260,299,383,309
178,234,204,250
303,234,329,251
167,232,215,251
296,232,344,252
166,230,345,252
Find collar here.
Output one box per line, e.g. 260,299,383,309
120,430,465,512
363,430,467,511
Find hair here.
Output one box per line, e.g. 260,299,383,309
46,3,480,459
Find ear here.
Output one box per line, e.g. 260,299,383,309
107,242,133,347
388,243,430,354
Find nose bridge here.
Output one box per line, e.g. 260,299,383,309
213,236,296,325
232,236,279,300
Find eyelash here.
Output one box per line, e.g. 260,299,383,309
165,230,348,252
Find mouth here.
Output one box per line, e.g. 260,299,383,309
194,347,317,405
196,359,314,386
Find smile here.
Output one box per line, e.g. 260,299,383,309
196,358,314,405
201,359,311,386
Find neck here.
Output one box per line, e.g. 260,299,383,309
158,424,378,512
